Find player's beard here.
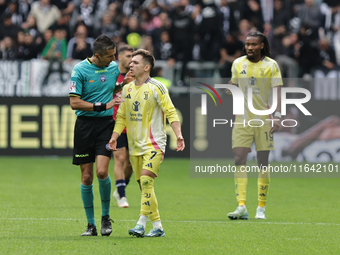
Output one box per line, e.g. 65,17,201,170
247,53,255,60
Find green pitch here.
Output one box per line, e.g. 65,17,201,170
0,157,339,254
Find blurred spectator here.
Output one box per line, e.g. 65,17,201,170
122,15,144,49
238,19,255,42
0,36,18,59
297,28,320,77
95,12,117,39
139,35,154,53
28,0,61,33
196,0,223,61
219,33,244,78
67,23,94,61
21,15,41,40
107,2,125,26
154,30,172,60
150,66,171,89
219,0,238,37
70,32,92,60
316,37,337,71
0,13,22,41
298,0,322,38
41,28,67,84
320,2,340,44
22,32,39,59
1,0,24,26
16,30,25,58
240,0,264,31
36,28,52,56
140,8,161,34
51,0,74,15
42,28,67,60
49,13,71,41
270,0,288,58
168,2,195,85
276,32,300,78
17,31,39,59
151,11,171,50
76,0,96,36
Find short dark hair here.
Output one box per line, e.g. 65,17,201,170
118,44,133,54
132,49,155,70
244,31,271,57
93,35,116,56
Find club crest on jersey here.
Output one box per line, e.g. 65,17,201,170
132,101,140,111
128,88,132,92
144,91,149,100
248,76,256,86
100,75,106,82
242,65,247,69
260,68,265,76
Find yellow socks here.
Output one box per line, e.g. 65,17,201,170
140,175,160,222
258,170,270,207
235,166,247,206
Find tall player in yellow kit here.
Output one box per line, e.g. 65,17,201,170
227,31,283,220
108,49,185,237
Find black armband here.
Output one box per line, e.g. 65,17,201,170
93,102,107,112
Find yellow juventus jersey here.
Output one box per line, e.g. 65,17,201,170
114,77,179,155
231,56,283,122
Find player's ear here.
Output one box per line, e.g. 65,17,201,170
261,42,264,49
144,65,150,72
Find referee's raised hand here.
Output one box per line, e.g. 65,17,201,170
107,97,124,109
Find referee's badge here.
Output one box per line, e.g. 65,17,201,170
100,75,107,82
69,81,76,92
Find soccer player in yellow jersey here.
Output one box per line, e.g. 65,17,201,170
227,31,283,220
108,49,185,237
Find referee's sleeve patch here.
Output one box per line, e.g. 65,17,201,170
69,81,76,93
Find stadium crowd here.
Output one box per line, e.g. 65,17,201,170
0,0,339,82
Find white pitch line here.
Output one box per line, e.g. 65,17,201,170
0,218,339,226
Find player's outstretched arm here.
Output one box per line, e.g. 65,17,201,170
107,97,125,109
170,121,185,151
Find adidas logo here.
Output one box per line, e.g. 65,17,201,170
240,70,246,74
259,193,266,196
125,94,131,99
145,163,153,168
268,144,273,148
142,201,150,206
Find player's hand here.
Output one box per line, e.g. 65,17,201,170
269,117,281,134
226,80,236,96
123,70,134,85
174,135,185,152
108,137,118,151
107,97,124,109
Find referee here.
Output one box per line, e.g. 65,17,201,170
69,35,132,236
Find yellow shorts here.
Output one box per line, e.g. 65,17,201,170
130,149,164,181
232,122,274,151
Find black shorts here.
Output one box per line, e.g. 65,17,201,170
116,132,128,149
73,116,114,165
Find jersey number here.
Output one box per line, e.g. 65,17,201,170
265,132,273,142
149,151,157,160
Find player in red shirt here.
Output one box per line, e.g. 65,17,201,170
112,45,134,207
